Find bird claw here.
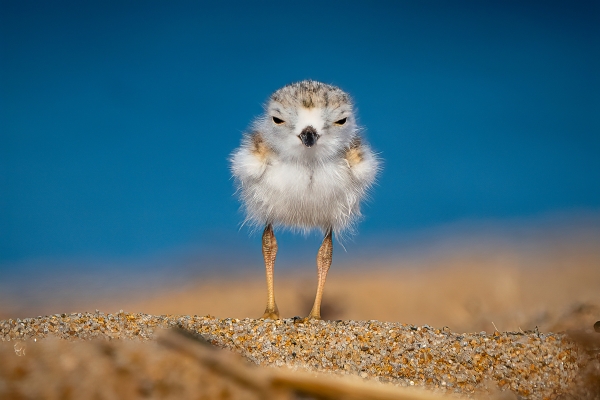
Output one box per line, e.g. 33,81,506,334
304,313,321,322
261,310,280,320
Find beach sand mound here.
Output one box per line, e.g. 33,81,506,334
2,311,599,400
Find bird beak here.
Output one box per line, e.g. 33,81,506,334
298,126,320,148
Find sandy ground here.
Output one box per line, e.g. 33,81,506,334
2,312,593,399
3,233,599,334
1,231,600,399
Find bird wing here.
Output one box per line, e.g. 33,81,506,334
231,132,272,183
344,136,379,188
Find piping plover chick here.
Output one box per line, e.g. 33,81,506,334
231,80,379,320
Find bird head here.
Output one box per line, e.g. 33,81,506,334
254,80,357,163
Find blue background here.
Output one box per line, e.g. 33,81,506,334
1,1,599,279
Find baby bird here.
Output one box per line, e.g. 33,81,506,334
231,80,379,320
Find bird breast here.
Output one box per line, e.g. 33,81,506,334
248,158,363,231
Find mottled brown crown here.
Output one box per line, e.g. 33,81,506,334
270,80,351,109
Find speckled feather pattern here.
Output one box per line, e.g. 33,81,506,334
230,80,380,235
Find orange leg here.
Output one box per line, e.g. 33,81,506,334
261,224,280,319
307,229,333,320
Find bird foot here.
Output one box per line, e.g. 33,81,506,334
261,310,280,320
304,313,321,321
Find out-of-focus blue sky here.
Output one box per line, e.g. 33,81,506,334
1,1,599,273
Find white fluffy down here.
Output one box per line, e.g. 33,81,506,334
231,144,378,235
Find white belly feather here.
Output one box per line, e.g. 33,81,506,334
231,145,376,234
259,161,360,230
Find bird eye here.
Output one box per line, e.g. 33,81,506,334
272,116,285,125
334,117,347,126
